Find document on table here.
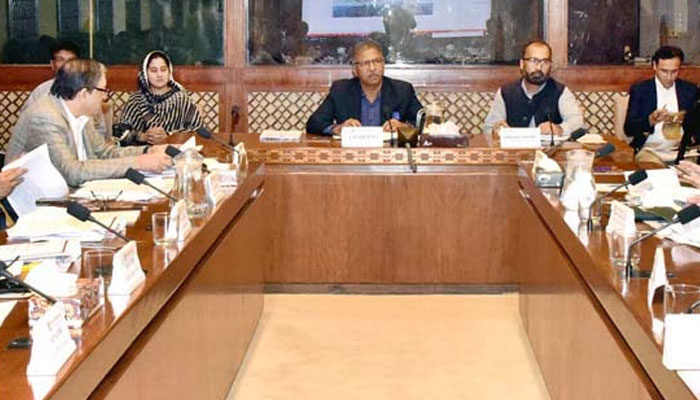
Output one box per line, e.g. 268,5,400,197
71,178,174,202
6,206,126,242
260,130,303,142
4,144,69,217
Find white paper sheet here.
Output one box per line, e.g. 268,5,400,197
71,178,173,202
4,145,69,216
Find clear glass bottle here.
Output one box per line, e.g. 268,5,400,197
173,149,209,218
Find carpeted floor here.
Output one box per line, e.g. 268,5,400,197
227,294,550,400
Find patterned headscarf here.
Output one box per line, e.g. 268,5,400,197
137,50,182,104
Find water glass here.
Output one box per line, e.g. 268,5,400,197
152,212,176,245
609,230,641,272
664,284,700,319
83,248,114,297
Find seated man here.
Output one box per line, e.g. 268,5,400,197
484,40,584,136
7,59,171,187
624,46,698,164
20,40,79,113
306,40,422,135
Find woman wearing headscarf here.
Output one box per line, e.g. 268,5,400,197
114,50,204,145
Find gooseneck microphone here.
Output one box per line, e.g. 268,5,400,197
0,259,57,304
405,143,417,173
595,143,616,158
124,168,177,202
587,170,648,229
384,111,395,147
195,127,238,153
544,128,587,156
547,113,555,147
66,202,129,242
625,204,700,278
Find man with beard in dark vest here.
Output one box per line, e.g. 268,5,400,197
484,40,584,137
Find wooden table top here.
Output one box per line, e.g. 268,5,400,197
0,159,265,400
518,163,700,399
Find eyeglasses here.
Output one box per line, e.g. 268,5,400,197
90,87,113,98
523,57,552,67
353,58,385,69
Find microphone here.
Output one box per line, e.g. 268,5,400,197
0,259,57,304
625,204,700,278
66,201,129,242
587,170,648,229
544,128,586,156
547,113,555,147
595,143,615,158
165,145,181,158
405,143,417,173
383,110,395,147
195,127,238,154
125,168,177,202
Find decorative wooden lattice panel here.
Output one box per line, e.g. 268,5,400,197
417,91,495,134
248,91,327,133
574,91,625,136
0,91,30,150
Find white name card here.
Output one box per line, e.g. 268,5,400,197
648,247,668,310
27,302,76,376
663,313,700,370
169,200,192,242
499,128,541,149
606,200,636,236
205,172,227,206
108,241,145,295
341,127,384,148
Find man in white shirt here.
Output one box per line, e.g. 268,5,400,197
20,41,79,113
624,46,698,164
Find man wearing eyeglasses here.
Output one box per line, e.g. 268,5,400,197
484,40,584,136
624,46,698,164
7,59,171,187
20,40,79,114
306,40,422,135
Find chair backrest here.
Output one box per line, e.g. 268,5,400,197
613,93,630,142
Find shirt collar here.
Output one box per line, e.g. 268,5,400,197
521,79,547,99
654,76,676,93
58,98,91,133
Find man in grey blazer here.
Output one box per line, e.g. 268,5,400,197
7,58,171,187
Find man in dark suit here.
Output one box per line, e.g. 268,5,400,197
624,46,698,163
306,40,422,135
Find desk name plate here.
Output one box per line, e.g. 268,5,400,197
341,127,384,148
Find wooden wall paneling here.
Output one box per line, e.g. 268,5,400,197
517,191,660,400
547,0,568,66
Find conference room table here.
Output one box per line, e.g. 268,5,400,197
0,132,698,399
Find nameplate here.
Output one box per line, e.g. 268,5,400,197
27,302,76,376
108,241,145,295
648,247,668,310
169,200,192,242
606,200,636,235
499,128,541,149
341,127,384,148
663,314,700,370
205,172,227,206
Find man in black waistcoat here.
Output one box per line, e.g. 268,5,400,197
306,40,422,135
484,40,584,136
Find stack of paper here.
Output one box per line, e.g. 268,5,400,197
0,240,81,266
5,144,69,216
260,130,303,142
7,207,126,242
71,178,173,202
